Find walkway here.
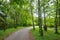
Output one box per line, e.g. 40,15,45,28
5,27,33,40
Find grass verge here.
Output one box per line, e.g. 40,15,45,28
31,28,60,40
0,27,24,40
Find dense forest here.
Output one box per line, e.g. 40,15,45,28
0,0,60,40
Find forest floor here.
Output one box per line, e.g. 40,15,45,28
4,27,34,40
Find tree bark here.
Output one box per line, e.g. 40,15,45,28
38,0,43,36
55,0,58,34
43,7,47,31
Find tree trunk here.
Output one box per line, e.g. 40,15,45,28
4,17,6,31
43,7,47,31
38,0,43,36
14,13,18,28
55,0,58,34
30,0,35,30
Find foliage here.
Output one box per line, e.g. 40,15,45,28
0,0,34,29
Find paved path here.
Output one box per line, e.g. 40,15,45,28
5,27,33,40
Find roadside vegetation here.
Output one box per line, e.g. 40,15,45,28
31,27,60,40
0,27,23,40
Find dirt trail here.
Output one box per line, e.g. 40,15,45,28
4,27,33,40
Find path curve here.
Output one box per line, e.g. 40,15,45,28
4,27,33,40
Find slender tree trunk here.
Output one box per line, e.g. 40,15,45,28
30,0,35,30
38,0,43,36
55,0,58,34
14,13,17,28
15,13,18,28
43,7,47,31
58,1,60,26
14,17,15,28
4,16,6,31
16,13,18,27
59,8,60,26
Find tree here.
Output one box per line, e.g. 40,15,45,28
55,0,59,34
43,0,47,31
38,0,43,36
30,0,35,30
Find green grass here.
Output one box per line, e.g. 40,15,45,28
0,27,24,40
31,28,60,40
